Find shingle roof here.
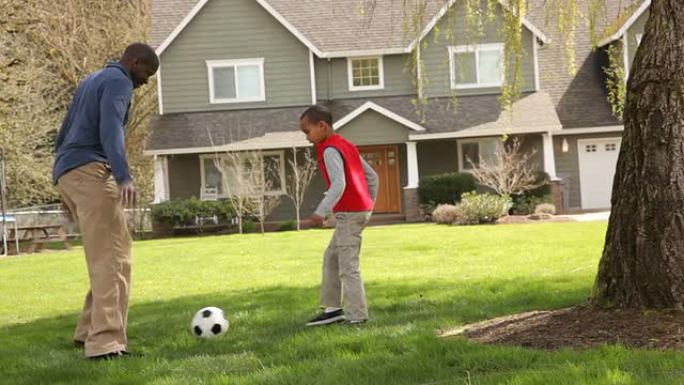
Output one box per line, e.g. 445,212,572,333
146,93,561,153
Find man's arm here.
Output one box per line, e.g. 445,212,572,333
361,158,378,203
99,78,133,185
313,148,346,218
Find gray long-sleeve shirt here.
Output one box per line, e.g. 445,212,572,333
314,147,379,217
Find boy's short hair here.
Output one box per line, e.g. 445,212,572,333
300,105,333,127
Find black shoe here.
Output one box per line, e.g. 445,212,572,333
305,309,346,326
88,351,139,361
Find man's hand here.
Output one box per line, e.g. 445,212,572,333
309,214,325,227
119,181,137,208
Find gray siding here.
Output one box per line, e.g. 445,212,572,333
336,110,410,146
168,154,202,199
422,3,536,97
553,133,623,209
626,10,648,74
160,0,312,114
315,55,415,100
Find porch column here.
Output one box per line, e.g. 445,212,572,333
153,155,170,203
542,133,564,213
542,133,558,180
403,141,422,222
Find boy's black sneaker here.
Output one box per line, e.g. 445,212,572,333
305,309,345,326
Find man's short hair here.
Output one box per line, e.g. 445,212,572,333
300,105,332,127
122,43,159,69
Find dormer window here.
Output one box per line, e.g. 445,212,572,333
348,57,384,91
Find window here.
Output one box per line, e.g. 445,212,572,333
449,44,504,89
200,151,285,199
348,57,384,91
206,59,265,104
458,138,501,171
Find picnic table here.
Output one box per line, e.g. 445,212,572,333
10,224,73,254
1,215,19,256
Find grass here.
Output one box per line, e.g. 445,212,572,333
1,221,684,385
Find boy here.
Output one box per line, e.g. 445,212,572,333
299,105,378,326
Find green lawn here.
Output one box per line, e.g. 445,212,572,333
2,222,684,385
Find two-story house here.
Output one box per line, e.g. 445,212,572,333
146,0,646,221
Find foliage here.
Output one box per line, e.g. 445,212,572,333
0,0,156,208
604,44,626,120
418,172,476,208
151,198,233,227
534,202,557,215
455,191,512,225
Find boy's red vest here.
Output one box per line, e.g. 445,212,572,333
316,134,373,213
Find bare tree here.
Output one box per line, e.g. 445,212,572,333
285,147,318,230
469,137,545,197
243,151,282,234
214,152,253,235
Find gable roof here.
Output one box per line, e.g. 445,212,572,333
151,0,549,57
598,0,650,47
333,101,426,132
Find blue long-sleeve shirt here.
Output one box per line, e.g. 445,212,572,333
53,62,133,185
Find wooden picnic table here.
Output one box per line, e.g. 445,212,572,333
10,224,73,254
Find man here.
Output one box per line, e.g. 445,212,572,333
53,43,158,360
299,105,378,326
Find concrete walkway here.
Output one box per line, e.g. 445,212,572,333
558,211,610,222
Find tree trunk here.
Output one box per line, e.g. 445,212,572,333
593,0,684,309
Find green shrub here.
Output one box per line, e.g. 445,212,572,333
278,220,296,231
455,192,512,225
418,173,476,208
510,172,552,215
242,220,256,233
151,198,234,227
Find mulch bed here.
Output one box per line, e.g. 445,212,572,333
442,305,684,350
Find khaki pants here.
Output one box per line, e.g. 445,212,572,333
56,162,132,357
320,211,371,321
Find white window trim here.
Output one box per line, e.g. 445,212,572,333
449,43,504,90
457,137,503,172
199,151,286,199
206,58,266,104
347,56,385,91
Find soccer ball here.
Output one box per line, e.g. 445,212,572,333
191,307,229,339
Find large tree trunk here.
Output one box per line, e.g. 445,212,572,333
593,0,684,309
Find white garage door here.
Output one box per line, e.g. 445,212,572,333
578,138,622,210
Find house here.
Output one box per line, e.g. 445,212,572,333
145,0,646,221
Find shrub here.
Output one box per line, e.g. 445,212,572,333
278,220,296,231
431,204,460,225
510,172,551,215
534,203,556,215
242,220,256,233
151,198,234,227
455,192,512,225
418,173,476,209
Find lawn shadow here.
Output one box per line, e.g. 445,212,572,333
0,278,658,385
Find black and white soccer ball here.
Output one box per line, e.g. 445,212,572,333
191,307,229,339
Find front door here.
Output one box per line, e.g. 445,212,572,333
359,145,401,213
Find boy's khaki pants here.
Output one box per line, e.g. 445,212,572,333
320,211,371,321
56,162,132,357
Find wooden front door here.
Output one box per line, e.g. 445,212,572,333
359,145,401,213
